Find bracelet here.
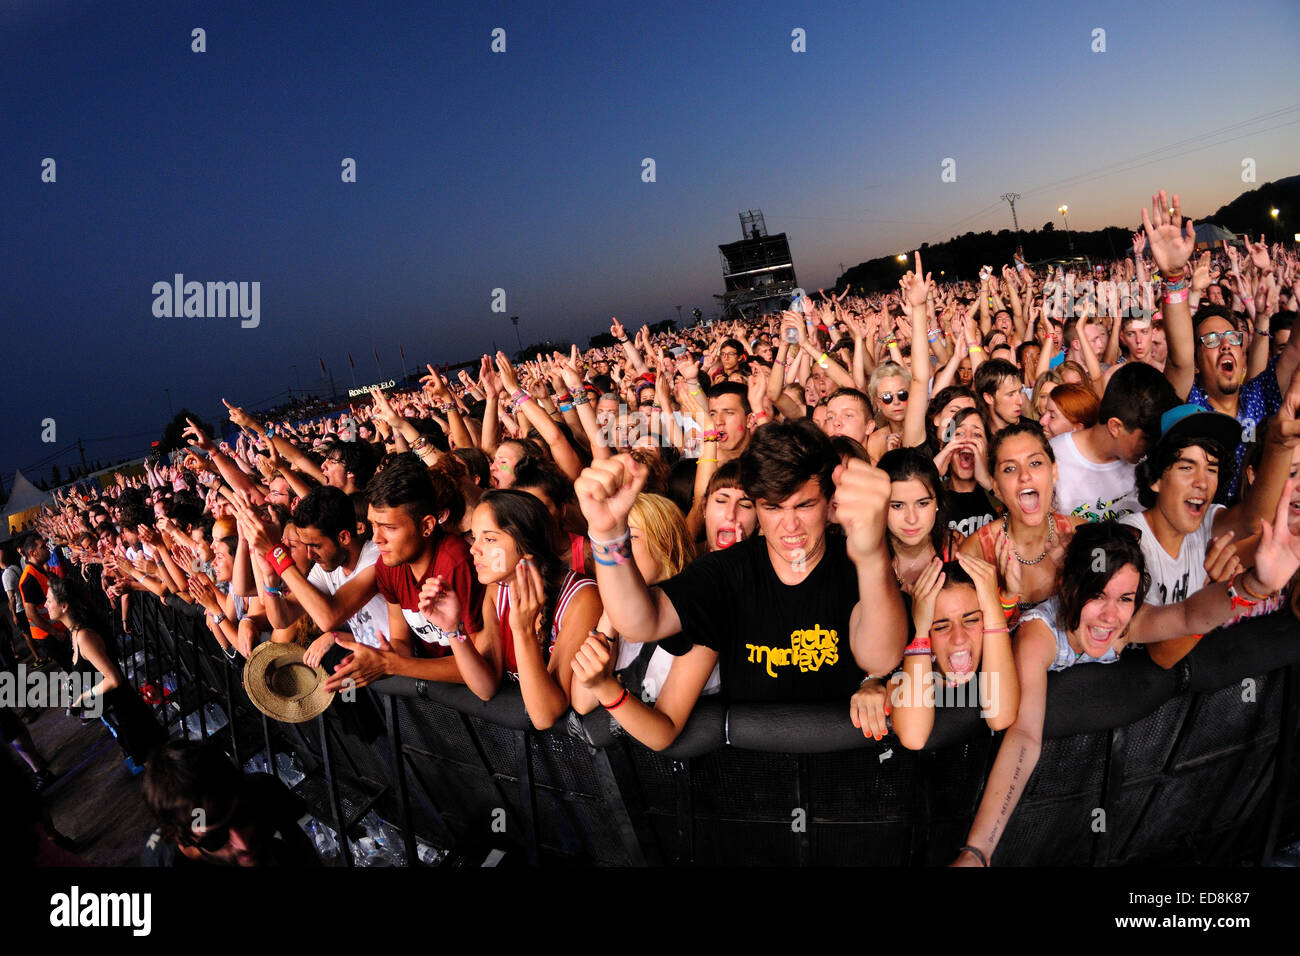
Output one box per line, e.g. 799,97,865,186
958,845,989,867
697,457,719,463
554,392,573,403
558,403,574,412
262,585,284,596
209,612,226,625
265,544,294,576
571,393,590,407
603,688,630,710
1239,570,1271,602
410,436,428,451
1163,289,1189,305
589,528,633,566
969,345,985,354
772,359,785,366
903,634,932,656
433,624,467,643
1163,277,1189,293
982,627,1010,634
999,594,1020,610
1241,295,1254,303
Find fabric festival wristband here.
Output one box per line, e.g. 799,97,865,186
1163,289,1189,305
265,544,295,576
1163,277,1189,292
903,635,932,656
603,688,630,710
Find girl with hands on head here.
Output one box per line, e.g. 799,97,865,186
880,550,1018,749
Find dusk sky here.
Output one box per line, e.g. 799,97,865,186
3,0,1299,491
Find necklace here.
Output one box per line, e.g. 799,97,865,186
892,547,933,585
1001,514,1054,566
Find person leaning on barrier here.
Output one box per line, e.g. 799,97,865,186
416,489,601,730
853,551,1018,746
574,419,908,706
954,512,1300,867
142,739,319,868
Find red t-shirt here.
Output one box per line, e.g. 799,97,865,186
374,533,484,657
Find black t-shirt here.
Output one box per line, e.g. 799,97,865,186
946,487,997,539
657,534,863,703
140,773,318,867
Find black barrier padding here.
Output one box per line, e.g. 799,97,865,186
1041,650,1179,738
1187,611,1300,692
726,701,872,753
922,701,993,750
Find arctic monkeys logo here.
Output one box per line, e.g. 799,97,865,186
745,625,839,679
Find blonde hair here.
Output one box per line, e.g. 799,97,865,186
628,494,694,584
1027,369,1064,422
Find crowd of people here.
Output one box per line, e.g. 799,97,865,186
7,187,1300,867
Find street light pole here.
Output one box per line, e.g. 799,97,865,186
509,316,522,353
1271,208,1280,243
1058,204,1074,254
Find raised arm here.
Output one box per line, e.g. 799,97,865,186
1142,191,1197,399
574,455,682,643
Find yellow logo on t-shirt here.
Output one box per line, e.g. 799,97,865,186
746,626,839,678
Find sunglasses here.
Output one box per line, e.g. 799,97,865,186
879,389,909,405
1197,330,1244,349
182,796,248,852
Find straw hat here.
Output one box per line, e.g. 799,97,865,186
243,642,335,723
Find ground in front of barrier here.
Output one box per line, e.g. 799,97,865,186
20,706,157,867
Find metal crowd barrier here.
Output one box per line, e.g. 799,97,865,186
113,592,1300,867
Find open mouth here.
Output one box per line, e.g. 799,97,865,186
1185,497,1206,519
780,533,807,551
1086,625,1115,652
1018,489,1041,515
948,648,974,675
714,526,737,550
1218,355,1236,377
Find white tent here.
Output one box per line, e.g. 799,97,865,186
3,471,53,538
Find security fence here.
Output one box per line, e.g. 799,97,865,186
116,594,1300,866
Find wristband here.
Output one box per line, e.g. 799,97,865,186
817,352,830,369
982,627,1010,634
554,392,572,403
434,624,467,644
265,544,294,576
262,585,284,596
1163,277,1189,293
410,436,428,451
589,528,633,567
1239,570,1271,602
603,688,630,710
903,634,932,656
1163,289,1189,305
558,403,574,412
571,393,590,407
969,345,985,354
1241,295,1254,303
958,845,989,867
1226,573,1259,612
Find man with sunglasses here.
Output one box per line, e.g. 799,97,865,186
1149,190,1300,501
142,739,319,867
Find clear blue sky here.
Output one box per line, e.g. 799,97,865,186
3,0,1299,488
